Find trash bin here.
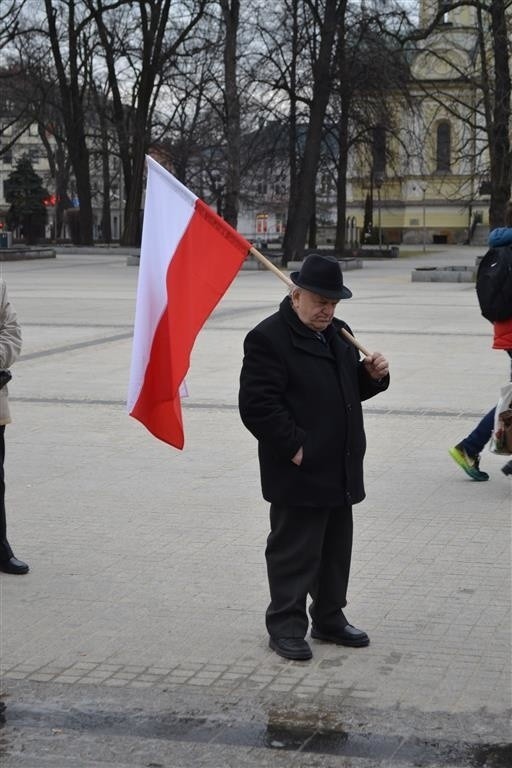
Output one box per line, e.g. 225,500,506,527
0,233,9,249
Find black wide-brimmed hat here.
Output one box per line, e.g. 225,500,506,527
290,253,352,300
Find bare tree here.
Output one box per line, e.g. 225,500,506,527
43,0,95,245
154,2,265,227
280,0,344,263
252,0,340,262
85,0,207,245
330,6,412,252
0,2,40,160
0,23,75,240
218,0,241,228
480,0,511,226
154,50,224,193
0,0,26,46
89,77,114,243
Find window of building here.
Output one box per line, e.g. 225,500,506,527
436,121,451,172
320,173,332,194
275,212,286,234
439,1,453,24
0,99,15,116
2,150,12,164
256,213,268,234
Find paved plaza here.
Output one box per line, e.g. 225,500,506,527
0,245,510,766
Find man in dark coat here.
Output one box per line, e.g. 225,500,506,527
239,253,389,660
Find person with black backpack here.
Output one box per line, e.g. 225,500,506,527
449,203,512,480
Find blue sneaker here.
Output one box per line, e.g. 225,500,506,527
449,444,489,481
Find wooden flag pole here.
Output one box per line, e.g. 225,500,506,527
248,245,293,288
339,327,371,358
248,245,372,358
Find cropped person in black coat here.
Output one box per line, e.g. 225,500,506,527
239,254,389,660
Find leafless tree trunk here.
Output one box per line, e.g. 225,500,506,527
38,124,72,239
0,0,32,153
219,0,241,228
282,0,344,265
286,0,301,254
481,0,511,226
44,0,94,245
331,7,410,253
91,84,113,243
86,0,207,246
249,0,303,259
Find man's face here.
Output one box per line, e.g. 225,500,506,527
291,288,339,332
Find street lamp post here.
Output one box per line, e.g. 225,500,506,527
374,173,384,249
413,183,427,252
421,187,426,253
119,169,124,242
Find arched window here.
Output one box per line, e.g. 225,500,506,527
436,122,451,172
438,1,452,25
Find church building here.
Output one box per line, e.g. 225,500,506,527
349,1,490,246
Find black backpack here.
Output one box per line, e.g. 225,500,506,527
476,245,512,322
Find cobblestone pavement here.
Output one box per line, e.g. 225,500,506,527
0,246,510,766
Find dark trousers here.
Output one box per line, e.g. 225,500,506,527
462,407,495,456
462,350,512,456
265,503,353,639
0,425,12,560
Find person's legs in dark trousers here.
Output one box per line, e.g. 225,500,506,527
0,425,14,561
265,504,331,639
463,350,512,474
308,504,353,631
464,352,512,455
461,408,495,457
450,350,512,479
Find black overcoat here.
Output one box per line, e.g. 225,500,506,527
239,297,389,507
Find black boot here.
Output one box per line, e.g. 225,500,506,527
0,554,29,574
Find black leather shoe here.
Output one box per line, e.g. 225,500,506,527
269,636,312,661
0,556,29,575
311,624,369,647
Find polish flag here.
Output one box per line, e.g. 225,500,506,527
127,156,250,449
